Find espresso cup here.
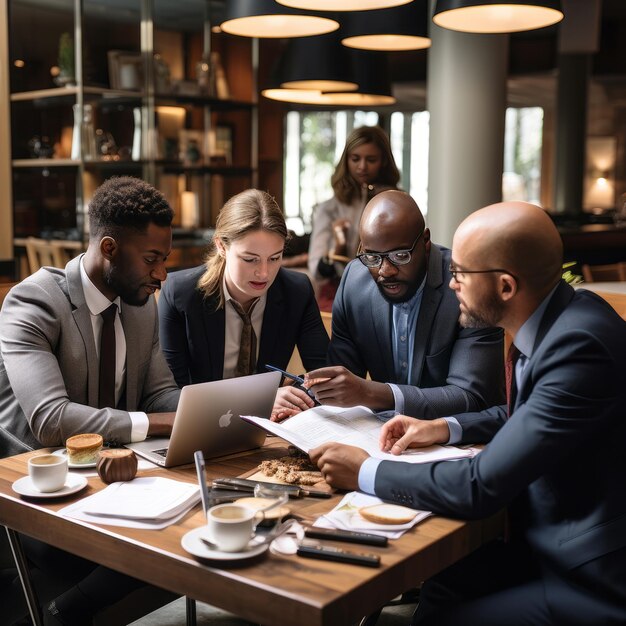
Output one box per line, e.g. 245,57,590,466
28,454,68,493
206,504,256,552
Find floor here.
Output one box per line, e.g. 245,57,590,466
130,596,417,626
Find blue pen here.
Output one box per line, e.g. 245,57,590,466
264,364,305,385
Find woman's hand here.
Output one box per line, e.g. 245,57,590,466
270,385,315,422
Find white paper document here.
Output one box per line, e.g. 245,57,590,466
59,477,200,529
242,405,476,464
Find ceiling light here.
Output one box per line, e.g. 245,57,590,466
341,1,431,51
277,0,411,10
432,0,563,34
221,0,338,38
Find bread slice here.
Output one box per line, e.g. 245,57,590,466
358,503,417,525
66,433,103,465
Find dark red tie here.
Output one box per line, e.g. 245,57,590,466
505,343,520,417
99,304,117,409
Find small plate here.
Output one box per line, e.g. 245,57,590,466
12,474,88,499
52,448,97,469
181,527,269,561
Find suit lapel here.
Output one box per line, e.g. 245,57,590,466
202,294,225,381
411,246,444,385
121,303,141,409
370,282,395,379
258,278,283,372
66,256,99,407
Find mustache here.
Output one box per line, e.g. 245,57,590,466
376,278,406,286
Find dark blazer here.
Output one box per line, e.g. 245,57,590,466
158,266,329,387
375,283,626,621
328,244,505,417
0,256,180,457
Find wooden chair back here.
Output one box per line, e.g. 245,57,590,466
24,237,83,275
581,262,626,282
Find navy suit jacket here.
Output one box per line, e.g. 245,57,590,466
328,244,505,417
158,266,329,387
375,283,626,620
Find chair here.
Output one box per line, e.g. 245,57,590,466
581,262,626,282
24,238,83,275
0,282,19,310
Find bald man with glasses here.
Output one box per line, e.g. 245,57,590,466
302,190,504,422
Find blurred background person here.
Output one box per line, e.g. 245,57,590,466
308,126,400,311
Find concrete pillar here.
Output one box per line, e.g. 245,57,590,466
426,21,508,247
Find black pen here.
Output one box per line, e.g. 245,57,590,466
194,450,210,519
265,364,305,385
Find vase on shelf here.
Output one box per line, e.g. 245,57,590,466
132,107,142,161
71,104,97,161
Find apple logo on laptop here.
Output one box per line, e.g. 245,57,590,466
219,409,233,428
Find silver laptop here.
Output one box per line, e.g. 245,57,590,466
126,371,281,467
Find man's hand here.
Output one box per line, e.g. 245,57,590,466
379,416,450,455
309,442,369,491
304,366,393,410
270,385,315,422
147,412,176,437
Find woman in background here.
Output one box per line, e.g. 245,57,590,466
159,189,328,419
308,125,400,309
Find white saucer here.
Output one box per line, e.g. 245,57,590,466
53,448,97,469
181,527,269,561
12,474,88,498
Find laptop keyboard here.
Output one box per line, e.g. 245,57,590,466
152,448,169,457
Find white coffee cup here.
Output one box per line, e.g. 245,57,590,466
28,454,68,493
206,504,257,552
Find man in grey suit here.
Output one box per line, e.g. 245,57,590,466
0,177,180,457
311,202,626,624
0,176,181,624
305,190,504,419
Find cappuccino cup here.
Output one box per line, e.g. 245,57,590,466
206,504,256,552
28,454,68,493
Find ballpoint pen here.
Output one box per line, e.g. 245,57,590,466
264,364,305,385
194,450,210,518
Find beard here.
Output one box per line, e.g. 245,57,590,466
104,264,156,307
459,291,504,328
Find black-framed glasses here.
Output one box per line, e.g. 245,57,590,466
357,231,424,268
448,264,518,284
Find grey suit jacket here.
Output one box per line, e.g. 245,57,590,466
0,256,180,457
328,244,505,417
375,283,626,620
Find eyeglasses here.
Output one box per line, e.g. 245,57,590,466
357,231,424,269
448,264,518,284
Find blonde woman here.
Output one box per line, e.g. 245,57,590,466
158,189,328,418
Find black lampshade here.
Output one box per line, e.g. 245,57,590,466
341,1,431,51
433,0,563,34
221,0,338,38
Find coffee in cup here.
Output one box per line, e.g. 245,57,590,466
207,504,257,552
28,454,68,492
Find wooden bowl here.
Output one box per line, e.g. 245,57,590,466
97,449,138,484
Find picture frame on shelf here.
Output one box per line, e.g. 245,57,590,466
208,125,233,165
108,50,143,91
178,129,205,165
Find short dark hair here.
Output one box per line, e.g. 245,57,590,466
88,177,173,239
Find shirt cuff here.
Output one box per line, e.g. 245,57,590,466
358,456,382,495
444,417,462,444
129,412,149,442
388,383,405,413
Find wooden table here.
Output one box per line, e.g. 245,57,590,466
0,441,503,626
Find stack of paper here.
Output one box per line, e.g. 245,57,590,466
59,477,200,529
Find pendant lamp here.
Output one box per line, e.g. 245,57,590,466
277,0,411,10
341,1,431,51
279,33,358,92
221,0,338,38
433,0,563,34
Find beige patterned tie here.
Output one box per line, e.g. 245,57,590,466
230,299,259,377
